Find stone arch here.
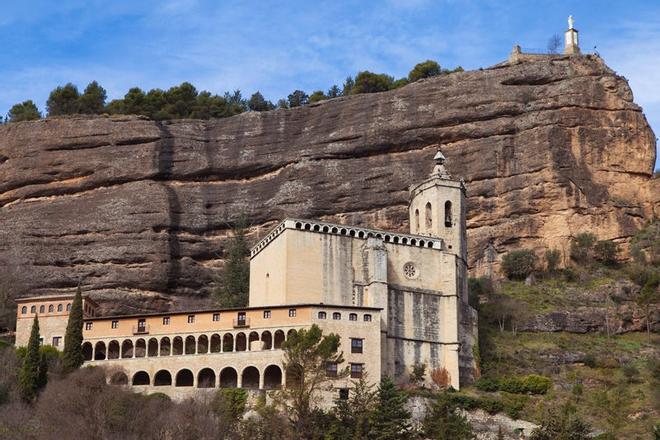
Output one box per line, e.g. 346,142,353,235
241,366,260,389
82,342,93,361
197,368,216,388
304,223,311,230
197,335,209,354
274,330,285,349
109,371,128,385
175,369,194,387
172,336,183,355
322,226,329,233
154,370,172,386
148,338,158,357
135,338,146,358
393,236,399,244
261,331,272,350
263,365,283,390
248,331,260,350
444,201,453,227
236,332,247,351
108,340,120,359
313,225,320,232
121,340,133,358
331,227,338,233
411,239,417,246
295,222,302,229
358,231,364,238
223,333,234,352
425,202,432,229
94,341,106,360
185,336,196,355
402,237,408,245
219,367,238,388
132,371,150,386
160,337,171,356
210,334,221,353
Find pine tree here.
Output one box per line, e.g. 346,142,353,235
213,224,250,307
78,81,107,114
423,392,475,439
61,286,84,373
19,315,41,402
330,376,376,439
369,377,412,440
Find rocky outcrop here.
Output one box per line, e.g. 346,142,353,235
0,54,656,312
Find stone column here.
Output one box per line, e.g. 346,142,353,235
237,372,242,389
259,370,265,390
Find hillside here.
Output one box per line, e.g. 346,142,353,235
0,54,657,312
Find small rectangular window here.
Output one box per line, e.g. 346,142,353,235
212,313,220,322
338,388,349,400
351,338,363,354
85,322,93,331
350,363,363,379
363,314,372,322
288,308,297,318
333,312,341,320
326,362,338,378
111,320,118,329
163,316,170,325
318,311,326,319
187,315,195,324
349,313,357,321
263,310,271,319
52,336,61,347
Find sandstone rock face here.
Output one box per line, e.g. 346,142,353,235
0,55,657,312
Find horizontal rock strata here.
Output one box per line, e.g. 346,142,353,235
0,54,657,313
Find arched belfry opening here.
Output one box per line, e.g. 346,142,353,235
425,202,432,229
444,201,453,227
415,209,420,231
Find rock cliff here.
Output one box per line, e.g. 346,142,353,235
0,54,656,313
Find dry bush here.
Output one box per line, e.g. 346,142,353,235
430,367,451,390
35,367,223,440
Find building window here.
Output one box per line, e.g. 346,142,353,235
333,312,341,320
39,305,45,313
338,388,349,400
66,303,71,312
350,363,364,379
187,315,195,324
415,209,420,231
39,337,43,346
85,322,93,331
57,304,62,312
30,305,36,313
52,336,61,347
444,201,453,227
263,310,271,319
326,362,338,377
48,304,54,313
289,308,297,318
425,202,432,229
318,311,326,320
349,313,357,321
364,314,372,322
403,262,417,279
213,313,220,322
111,320,118,329
351,338,363,354
21,306,27,314
163,316,170,325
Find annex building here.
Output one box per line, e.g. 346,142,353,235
15,151,478,399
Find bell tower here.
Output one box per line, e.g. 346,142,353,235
408,150,467,262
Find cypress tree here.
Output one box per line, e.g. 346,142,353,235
213,223,250,307
19,315,41,402
61,286,84,373
369,377,412,440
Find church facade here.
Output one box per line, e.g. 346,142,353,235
14,152,478,398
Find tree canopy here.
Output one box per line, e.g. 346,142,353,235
7,100,41,122
61,286,84,373
212,224,250,308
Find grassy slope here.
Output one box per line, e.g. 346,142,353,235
469,267,659,438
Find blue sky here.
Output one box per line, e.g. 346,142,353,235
1,0,658,169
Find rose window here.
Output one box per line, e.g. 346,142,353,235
403,262,417,279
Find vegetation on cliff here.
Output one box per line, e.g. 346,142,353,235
1,59,462,123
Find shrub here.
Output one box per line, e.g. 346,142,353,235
476,375,551,395
583,354,597,368
408,60,441,82
410,363,427,386
570,233,597,263
430,367,452,389
501,249,537,280
501,393,528,419
352,71,394,94
594,240,618,265
545,249,561,272
621,364,639,383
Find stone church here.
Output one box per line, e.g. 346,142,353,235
15,151,478,397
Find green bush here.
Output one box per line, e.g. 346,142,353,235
475,375,551,395
570,233,597,263
447,393,503,414
501,393,528,419
501,250,538,280
594,240,618,265
545,249,561,272
583,354,597,368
